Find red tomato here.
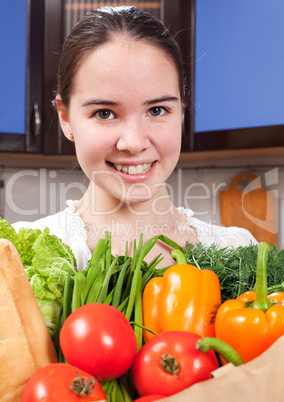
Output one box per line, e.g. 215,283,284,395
133,396,165,401
60,303,137,381
132,331,219,396
21,363,107,402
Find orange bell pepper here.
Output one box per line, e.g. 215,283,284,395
215,242,284,364
142,249,221,342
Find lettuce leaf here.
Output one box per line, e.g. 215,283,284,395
32,227,77,271
30,273,58,301
0,217,78,338
0,217,20,250
37,299,61,337
32,228,77,277
0,217,42,266
17,227,42,266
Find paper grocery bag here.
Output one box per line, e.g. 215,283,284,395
162,335,284,402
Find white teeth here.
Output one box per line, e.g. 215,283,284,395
128,166,137,175
136,165,144,174
113,163,152,175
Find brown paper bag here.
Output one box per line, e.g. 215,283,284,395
161,335,284,402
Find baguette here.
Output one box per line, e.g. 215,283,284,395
0,239,58,401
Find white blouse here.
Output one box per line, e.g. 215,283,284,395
12,200,257,271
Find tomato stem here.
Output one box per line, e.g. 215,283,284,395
160,354,180,376
70,371,96,396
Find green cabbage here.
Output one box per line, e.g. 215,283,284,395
37,299,61,336
0,217,77,338
17,227,42,266
0,217,19,247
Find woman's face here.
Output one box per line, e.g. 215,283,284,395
58,37,183,208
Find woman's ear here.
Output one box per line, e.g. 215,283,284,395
55,95,72,139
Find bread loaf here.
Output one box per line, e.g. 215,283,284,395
0,239,58,401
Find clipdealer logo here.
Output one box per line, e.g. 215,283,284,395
4,169,86,216
3,167,279,237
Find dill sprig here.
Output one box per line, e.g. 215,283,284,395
184,242,284,303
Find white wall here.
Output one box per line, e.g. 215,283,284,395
1,168,87,223
168,167,282,246
1,166,283,247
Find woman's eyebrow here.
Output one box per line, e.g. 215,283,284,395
81,98,119,107
81,96,179,107
144,96,179,105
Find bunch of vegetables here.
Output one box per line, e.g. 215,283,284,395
142,248,221,342
35,237,284,400
50,231,226,401
184,241,284,302
22,301,244,402
2,216,284,401
53,231,199,401
215,241,284,363
54,231,185,354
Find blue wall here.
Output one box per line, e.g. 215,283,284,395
195,0,284,132
0,0,27,135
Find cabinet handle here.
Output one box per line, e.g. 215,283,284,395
33,102,41,137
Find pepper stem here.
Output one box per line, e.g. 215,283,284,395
251,242,275,311
171,249,187,265
196,337,244,366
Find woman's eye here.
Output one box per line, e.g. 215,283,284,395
94,109,115,120
149,106,168,117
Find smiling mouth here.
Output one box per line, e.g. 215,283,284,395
113,163,153,175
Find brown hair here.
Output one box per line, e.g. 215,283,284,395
56,6,186,108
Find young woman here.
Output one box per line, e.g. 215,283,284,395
13,6,256,270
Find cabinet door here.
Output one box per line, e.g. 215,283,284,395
193,0,284,152
0,0,27,152
43,0,194,155
0,0,43,153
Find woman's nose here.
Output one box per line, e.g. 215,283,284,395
116,123,151,154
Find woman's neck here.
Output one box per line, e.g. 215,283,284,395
76,183,185,243
76,182,177,228
75,183,197,265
